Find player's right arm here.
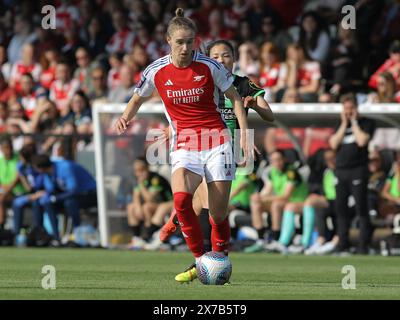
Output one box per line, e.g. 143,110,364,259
115,93,148,135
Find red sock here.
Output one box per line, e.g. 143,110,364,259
174,192,205,258
209,216,230,253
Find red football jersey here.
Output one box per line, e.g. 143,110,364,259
134,51,234,151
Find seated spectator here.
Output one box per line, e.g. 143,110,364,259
68,90,93,137
126,156,173,249
49,59,80,114
38,48,59,91
229,167,257,213
245,150,308,253
235,41,260,77
147,23,171,61
6,15,37,65
0,137,26,230
258,42,286,102
381,150,400,213
107,52,123,91
11,143,42,236
301,148,339,255
30,99,60,135
73,47,94,94
106,10,136,55
296,10,330,66
277,43,321,102
55,0,80,33
9,43,41,94
5,101,31,135
81,16,108,59
130,44,150,84
88,66,108,102
60,23,85,65
31,154,97,243
17,73,46,118
107,64,136,103
367,72,400,103
368,40,400,91
367,151,386,224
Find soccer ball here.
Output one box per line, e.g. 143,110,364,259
196,251,232,285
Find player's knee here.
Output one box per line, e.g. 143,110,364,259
173,192,193,213
251,193,261,203
271,199,285,210
284,203,297,212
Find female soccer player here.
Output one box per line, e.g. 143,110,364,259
115,9,251,279
160,40,274,282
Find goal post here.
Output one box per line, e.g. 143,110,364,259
92,102,400,247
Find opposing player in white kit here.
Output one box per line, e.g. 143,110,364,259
115,8,251,279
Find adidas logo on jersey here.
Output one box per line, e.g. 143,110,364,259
165,79,173,86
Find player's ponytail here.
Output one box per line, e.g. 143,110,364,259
167,7,197,36
175,8,184,17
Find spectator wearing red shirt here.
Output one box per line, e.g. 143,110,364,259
56,0,80,33
17,73,46,119
39,48,59,90
106,10,136,55
278,43,321,102
107,64,136,103
223,0,249,31
258,42,285,102
107,52,123,91
367,72,400,103
9,43,41,94
368,40,400,91
49,60,80,115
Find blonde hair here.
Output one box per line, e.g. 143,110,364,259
167,8,197,36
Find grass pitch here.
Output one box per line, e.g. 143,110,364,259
0,248,399,300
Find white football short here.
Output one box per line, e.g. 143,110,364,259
170,141,236,183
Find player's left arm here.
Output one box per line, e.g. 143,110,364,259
243,80,274,122
245,95,274,122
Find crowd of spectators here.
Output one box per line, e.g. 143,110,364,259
1,0,400,250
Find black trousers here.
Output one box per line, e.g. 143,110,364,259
335,166,371,250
